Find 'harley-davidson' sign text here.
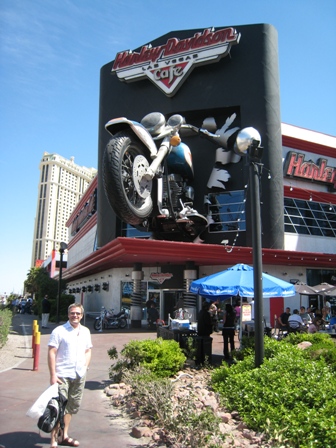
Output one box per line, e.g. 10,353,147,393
150,272,173,284
112,27,240,96
284,151,336,190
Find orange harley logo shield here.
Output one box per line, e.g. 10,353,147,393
112,27,240,97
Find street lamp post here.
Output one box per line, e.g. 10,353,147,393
249,151,264,368
56,242,68,323
234,128,264,367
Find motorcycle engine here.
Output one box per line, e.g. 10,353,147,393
152,174,204,241
163,174,194,210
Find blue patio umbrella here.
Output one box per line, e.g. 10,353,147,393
190,263,296,300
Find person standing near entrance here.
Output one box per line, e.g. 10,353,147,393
222,303,236,360
197,301,213,337
209,300,219,332
147,302,160,329
48,302,92,448
42,294,51,328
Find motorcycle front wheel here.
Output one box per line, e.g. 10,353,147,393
103,131,153,226
118,318,127,329
94,318,102,331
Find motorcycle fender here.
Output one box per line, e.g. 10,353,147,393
105,117,158,158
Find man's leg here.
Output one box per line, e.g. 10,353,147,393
50,422,60,447
223,332,229,358
62,413,72,441
57,375,85,446
230,330,235,352
58,413,79,446
50,415,75,446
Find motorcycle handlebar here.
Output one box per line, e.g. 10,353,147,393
181,124,220,140
200,128,221,139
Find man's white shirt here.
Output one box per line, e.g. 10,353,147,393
48,321,92,378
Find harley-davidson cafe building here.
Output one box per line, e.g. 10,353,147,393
61,24,336,327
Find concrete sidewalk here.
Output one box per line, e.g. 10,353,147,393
0,313,227,448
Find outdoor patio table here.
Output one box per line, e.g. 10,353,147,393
318,330,336,338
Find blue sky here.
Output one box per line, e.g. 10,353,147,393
0,0,335,295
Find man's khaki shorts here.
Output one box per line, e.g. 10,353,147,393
58,374,86,415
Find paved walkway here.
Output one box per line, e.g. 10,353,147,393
0,313,227,448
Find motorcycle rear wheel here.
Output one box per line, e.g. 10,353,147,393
103,131,153,226
118,318,127,329
94,319,102,331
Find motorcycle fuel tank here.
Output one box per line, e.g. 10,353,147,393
166,142,194,179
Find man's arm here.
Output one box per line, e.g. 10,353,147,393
278,314,286,326
85,349,92,370
48,346,61,385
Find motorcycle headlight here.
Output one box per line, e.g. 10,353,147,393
234,127,261,156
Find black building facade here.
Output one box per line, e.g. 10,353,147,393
97,24,284,251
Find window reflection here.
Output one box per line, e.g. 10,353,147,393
284,198,336,237
207,190,246,233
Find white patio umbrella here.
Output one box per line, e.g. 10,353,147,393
294,282,317,295
313,283,334,293
294,282,317,307
322,286,336,297
312,283,335,309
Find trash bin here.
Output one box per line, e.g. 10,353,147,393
195,336,213,365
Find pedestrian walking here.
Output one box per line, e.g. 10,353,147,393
42,295,51,328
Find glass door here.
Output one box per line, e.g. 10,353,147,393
162,290,184,323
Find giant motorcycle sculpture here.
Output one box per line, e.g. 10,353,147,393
103,112,260,242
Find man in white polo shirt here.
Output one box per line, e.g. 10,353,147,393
288,308,305,332
48,302,92,448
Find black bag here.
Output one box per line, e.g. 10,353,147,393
37,393,67,433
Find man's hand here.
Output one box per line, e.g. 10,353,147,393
50,373,62,385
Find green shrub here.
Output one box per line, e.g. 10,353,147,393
183,336,198,361
108,337,186,380
282,332,336,373
283,331,334,347
212,336,336,447
305,342,336,372
0,308,12,348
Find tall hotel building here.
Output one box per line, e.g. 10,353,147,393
31,152,97,267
